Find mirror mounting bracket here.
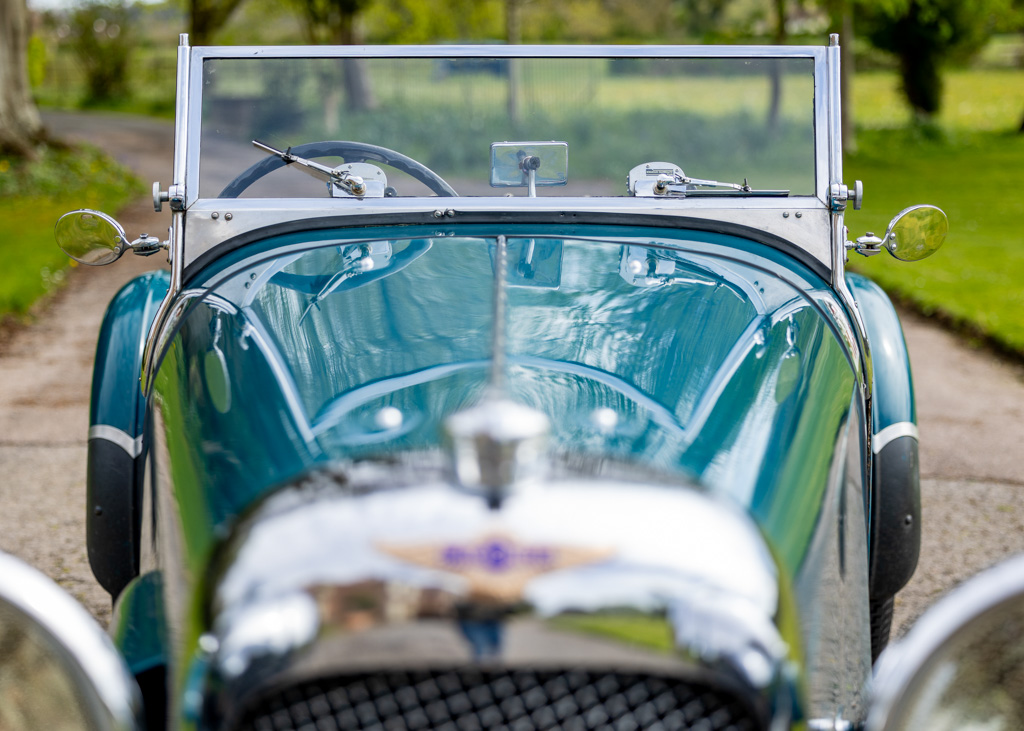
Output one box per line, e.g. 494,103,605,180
131,234,167,257
846,232,884,257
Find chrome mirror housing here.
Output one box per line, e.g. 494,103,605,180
55,209,167,265
847,205,948,262
0,552,142,730
54,209,129,265
489,141,569,197
884,205,948,262
867,553,1024,731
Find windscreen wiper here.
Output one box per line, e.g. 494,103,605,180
253,140,369,196
628,162,789,198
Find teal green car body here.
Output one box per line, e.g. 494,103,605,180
85,219,920,728
151,224,857,571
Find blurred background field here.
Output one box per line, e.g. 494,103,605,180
2,0,1023,355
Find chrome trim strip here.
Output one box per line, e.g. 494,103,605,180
826,36,843,210
142,33,190,394
89,425,144,458
173,33,190,210
182,200,833,272
191,43,826,60
872,422,918,454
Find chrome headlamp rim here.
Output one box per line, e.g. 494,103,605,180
0,552,143,731
866,553,1024,731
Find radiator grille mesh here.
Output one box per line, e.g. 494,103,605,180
238,669,760,731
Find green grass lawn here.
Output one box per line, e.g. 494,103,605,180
855,69,1024,132
848,68,1024,355
846,126,1024,353
0,146,140,320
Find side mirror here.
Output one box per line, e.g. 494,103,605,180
867,553,1024,731
0,552,142,730
55,209,128,265
55,209,166,265
848,205,948,262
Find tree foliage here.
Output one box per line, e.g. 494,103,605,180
363,0,503,43
68,2,134,105
857,0,1008,118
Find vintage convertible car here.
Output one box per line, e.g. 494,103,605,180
3,36,959,730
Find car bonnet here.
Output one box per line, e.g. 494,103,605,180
150,225,859,572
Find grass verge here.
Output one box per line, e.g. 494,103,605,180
0,145,141,321
847,129,1024,354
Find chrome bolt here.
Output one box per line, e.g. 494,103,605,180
224,213,233,221
783,212,790,218
795,211,803,218
211,212,219,219
433,210,444,218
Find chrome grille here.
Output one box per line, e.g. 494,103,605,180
237,669,760,731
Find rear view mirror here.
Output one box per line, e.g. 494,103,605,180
54,209,127,265
490,142,568,196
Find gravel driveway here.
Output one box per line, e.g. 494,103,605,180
3,110,1023,639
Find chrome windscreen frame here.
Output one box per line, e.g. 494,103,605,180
182,43,832,211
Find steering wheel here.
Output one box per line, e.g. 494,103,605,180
218,140,458,198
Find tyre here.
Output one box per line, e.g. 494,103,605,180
870,595,895,664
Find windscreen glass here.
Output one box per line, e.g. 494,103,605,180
199,55,816,199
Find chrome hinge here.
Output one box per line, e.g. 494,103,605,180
829,180,863,212
168,184,185,211
153,183,185,212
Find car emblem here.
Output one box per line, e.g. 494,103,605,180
378,533,613,603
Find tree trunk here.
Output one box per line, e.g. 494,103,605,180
506,0,521,124
189,0,247,46
297,1,376,113
766,0,787,131
836,2,856,152
0,0,43,158
334,12,376,112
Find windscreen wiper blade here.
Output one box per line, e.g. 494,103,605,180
253,140,367,196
